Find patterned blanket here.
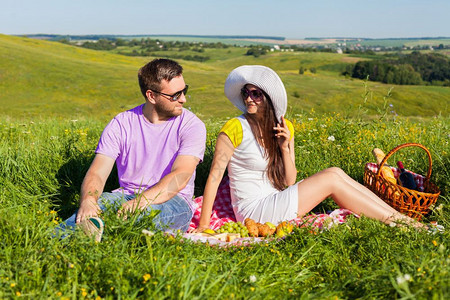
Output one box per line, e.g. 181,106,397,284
188,176,357,232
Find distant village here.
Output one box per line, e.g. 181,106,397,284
25,34,450,55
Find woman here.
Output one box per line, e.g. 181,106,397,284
193,65,420,232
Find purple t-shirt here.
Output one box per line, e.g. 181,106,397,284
96,104,206,210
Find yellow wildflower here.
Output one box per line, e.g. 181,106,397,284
143,273,151,282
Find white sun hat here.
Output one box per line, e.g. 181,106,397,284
224,65,287,122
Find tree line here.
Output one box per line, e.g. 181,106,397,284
343,51,450,86
58,37,235,61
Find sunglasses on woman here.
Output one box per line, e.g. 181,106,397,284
150,85,189,101
241,87,264,101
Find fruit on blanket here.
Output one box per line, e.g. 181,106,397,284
282,221,294,233
243,218,296,238
244,218,259,237
256,223,272,237
276,221,294,238
203,229,215,234
265,222,276,235
265,222,276,229
217,221,249,237
276,228,287,238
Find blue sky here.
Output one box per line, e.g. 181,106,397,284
1,0,449,38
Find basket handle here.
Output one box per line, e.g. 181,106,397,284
377,143,433,181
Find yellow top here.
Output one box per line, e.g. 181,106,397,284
220,117,294,148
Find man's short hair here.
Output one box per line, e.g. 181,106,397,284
138,58,183,99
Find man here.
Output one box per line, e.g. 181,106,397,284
59,58,206,240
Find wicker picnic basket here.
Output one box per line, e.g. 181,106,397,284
363,143,440,221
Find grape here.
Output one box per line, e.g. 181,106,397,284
217,221,247,234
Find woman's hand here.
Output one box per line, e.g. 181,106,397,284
274,116,297,185
188,225,210,233
274,116,291,151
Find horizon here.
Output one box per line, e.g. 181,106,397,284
1,0,449,39
11,32,450,40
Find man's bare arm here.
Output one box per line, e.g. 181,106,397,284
77,154,115,223
119,155,200,213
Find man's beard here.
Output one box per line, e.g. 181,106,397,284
154,102,183,118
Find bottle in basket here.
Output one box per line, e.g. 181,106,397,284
396,161,417,190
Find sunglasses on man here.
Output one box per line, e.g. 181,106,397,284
150,85,189,101
241,87,264,101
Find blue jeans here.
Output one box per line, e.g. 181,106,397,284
56,192,193,237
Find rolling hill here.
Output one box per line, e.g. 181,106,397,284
0,34,449,121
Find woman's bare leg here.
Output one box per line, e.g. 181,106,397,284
296,167,420,226
328,167,400,215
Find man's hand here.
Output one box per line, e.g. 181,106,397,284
76,200,101,224
117,198,148,219
138,155,200,205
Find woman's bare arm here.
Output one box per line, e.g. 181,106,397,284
191,133,235,232
275,116,297,186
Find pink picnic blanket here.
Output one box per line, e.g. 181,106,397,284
188,176,357,232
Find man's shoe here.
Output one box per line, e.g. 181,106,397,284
79,217,104,242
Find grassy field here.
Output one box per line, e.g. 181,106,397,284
111,46,248,63
0,113,448,299
1,34,449,298
1,34,449,122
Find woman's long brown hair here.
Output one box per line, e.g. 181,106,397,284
245,90,286,191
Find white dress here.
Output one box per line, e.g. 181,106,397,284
225,115,299,224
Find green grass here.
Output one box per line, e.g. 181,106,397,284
1,34,449,121
1,34,449,298
0,112,449,298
